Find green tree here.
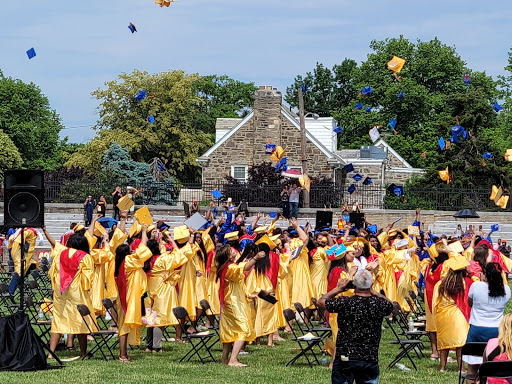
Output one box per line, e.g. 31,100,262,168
66,69,212,182
0,130,23,171
0,74,63,169
192,75,257,136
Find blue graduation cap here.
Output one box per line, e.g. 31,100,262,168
463,72,470,86
361,85,373,95
354,103,363,110
483,152,493,159
366,106,371,113
334,244,347,258
265,144,276,154
367,224,377,235
451,124,464,143
301,85,306,93
387,183,403,197
462,129,469,140
333,126,343,133
275,157,287,172
325,244,338,257
344,163,354,173
387,119,397,130
494,103,504,112
212,189,223,199
397,91,404,99
157,164,165,171
148,114,155,124
128,23,137,33
268,212,277,218
135,90,147,102
26,48,36,59
438,137,446,150
347,184,356,194
491,224,499,232
363,177,372,185
353,174,362,181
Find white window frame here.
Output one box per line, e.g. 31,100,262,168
231,164,248,182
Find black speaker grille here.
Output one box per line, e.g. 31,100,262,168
7,192,41,225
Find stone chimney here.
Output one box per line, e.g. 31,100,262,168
253,86,282,164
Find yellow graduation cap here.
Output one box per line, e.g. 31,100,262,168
147,224,156,234
73,223,84,232
129,220,142,238
299,174,311,192
253,226,268,234
334,245,355,260
408,225,420,236
117,195,135,211
224,231,239,242
439,167,451,184
497,195,509,209
449,240,464,254
270,146,287,162
490,185,501,201
387,56,406,73
134,206,153,226
93,222,107,238
493,186,503,204
255,234,277,250
444,255,470,271
270,234,281,246
173,225,190,242
504,149,512,162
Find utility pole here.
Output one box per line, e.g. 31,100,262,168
298,86,309,208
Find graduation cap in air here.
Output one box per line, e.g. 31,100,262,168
451,124,464,143
439,167,451,184
344,163,354,173
360,85,373,96
494,103,504,112
438,137,446,150
128,22,137,33
268,212,277,218
491,224,499,232
363,177,372,185
148,114,155,124
397,91,404,99
387,119,396,130
212,189,223,199
463,72,470,86
387,183,403,197
367,224,377,235
270,146,287,162
301,85,306,93
135,90,147,102
275,157,287,172
333,126,342,133
369,126,380,143
354,103,363,111
387,56,406,73
353,174,362,181
483,152,493,159
26,48,36,59
347,184,356,195
265,144,276,154
366,106,371,113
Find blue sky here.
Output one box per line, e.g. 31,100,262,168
1,0,511,143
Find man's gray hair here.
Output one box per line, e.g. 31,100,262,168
353,269,373,290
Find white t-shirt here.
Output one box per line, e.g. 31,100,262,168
468,281,511,327
289,187,301,203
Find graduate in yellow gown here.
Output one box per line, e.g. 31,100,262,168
10,228,38,276
114,223,153,362
216,244,262,367
145,236,194,352
193,232,208,320
42,226,95,358
432,256,473,372
275,239,292,331
309,232,333,304
288,218,314,311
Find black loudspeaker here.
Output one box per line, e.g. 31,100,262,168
315,211,333,230
4,170,44,228
349,212,365,229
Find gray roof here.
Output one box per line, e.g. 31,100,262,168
215,118,243,131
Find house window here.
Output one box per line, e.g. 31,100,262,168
231,165,248,181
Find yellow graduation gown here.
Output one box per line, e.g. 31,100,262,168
432,280,470,350
178,244,198,320
193,247,207,309
289,238,314,308
49,243,96,334
276,252,292,328
245,269,278,338
207,264,221,315
309,246,330,302
219,262,255,344
117,243,153,345
105,227,128,300
147,245,193,327
11,229,37,276
380,249,398,303
388,249,419,312
90,248,113,315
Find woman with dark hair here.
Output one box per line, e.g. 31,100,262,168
432,256,474,372
114,224,152,362
463,262,511,380
216,244,263,366
42,227,94,358
245,242,278,347
474,240,512,273
275,236,292,333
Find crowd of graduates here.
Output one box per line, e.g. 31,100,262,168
5,204,512,375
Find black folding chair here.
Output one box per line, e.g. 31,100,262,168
408,290,425,313
199,299,220,351
0,282,18,315
172,306,216,363
459,342,488,384
293,302,331,341
405,296,425,320
311,297,329,326
385,305,424,370
77,304,117,361
25,296,52,344
283,309,322,367
479,361,512,384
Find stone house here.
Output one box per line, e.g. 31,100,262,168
196,86,423,188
